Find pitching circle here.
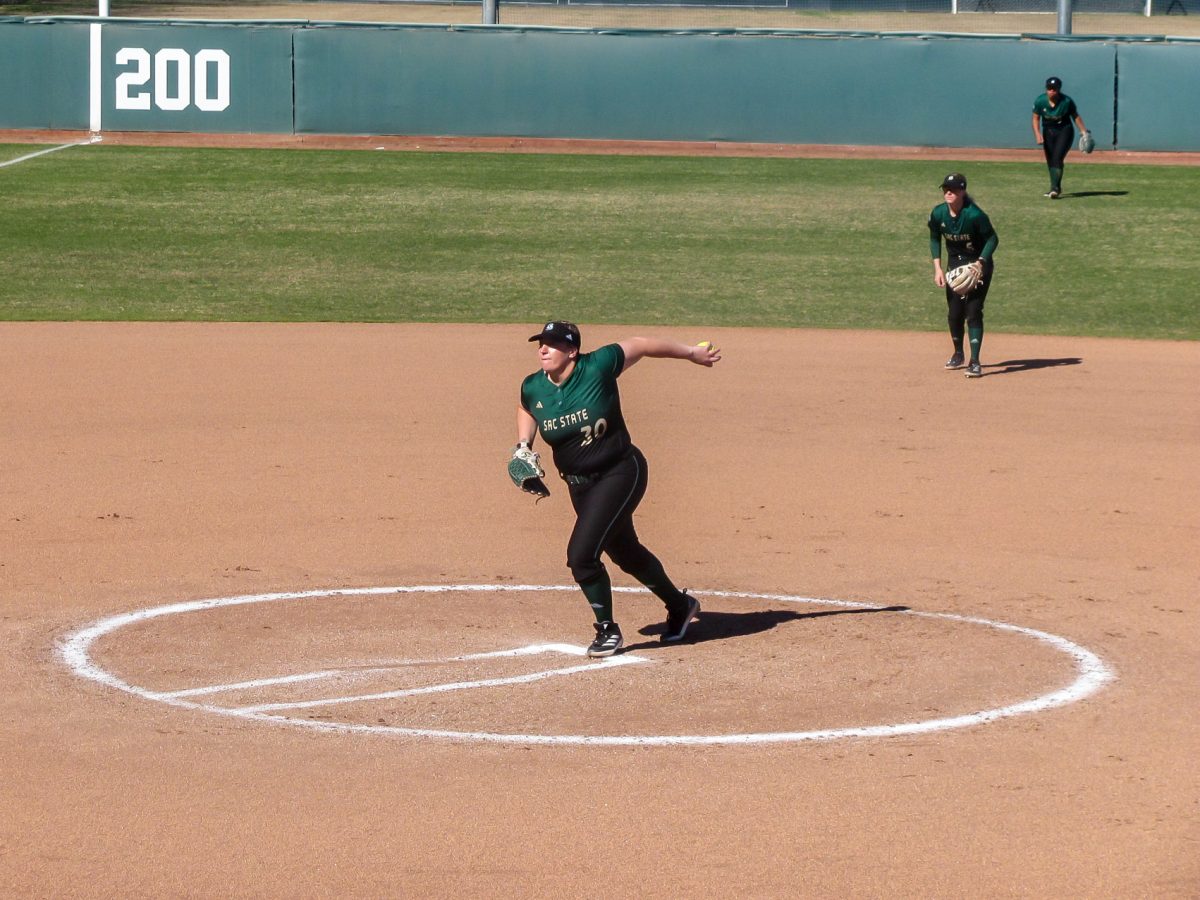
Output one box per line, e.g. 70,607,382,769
59,584,1115,747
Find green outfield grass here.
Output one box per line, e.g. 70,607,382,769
1,142,1196,339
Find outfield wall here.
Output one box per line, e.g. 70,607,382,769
0,18,90,129
2,17,1198,151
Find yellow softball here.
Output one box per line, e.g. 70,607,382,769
697,341,711,349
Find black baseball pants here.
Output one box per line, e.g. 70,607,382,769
1042,124,1074,168
945,258,993,335
565,446,664,587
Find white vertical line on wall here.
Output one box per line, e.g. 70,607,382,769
89,21,103,133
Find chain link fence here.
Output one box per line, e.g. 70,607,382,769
4,0,1197,33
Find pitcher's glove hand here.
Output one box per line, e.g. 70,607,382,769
1079,129,1095,154
508,442,550,499
946,260,984,296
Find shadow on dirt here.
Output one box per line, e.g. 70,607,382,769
626,603,909,651
981,357,1083,377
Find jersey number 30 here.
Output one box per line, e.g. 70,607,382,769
580,419,608,446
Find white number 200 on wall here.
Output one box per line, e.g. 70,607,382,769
115,48,230,112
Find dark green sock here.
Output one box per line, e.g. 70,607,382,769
636,567,683,609
952,335,964,354
968,325,984,362
579,571,613,622
1049,167,1063,192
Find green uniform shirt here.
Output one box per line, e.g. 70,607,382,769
928,201,998,267
520,343,631,476
1033,93,1079,129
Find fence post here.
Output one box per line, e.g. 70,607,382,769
1057,0,1073,34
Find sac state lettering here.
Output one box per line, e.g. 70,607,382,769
115,48,231,112
542,408,590,431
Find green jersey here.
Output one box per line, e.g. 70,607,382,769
520,343,632,476
1033,93,1079,129
928,201,998,267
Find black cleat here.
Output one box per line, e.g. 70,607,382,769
965,361,983,378
587,621,623,658
662,592,701,643
945,352,965,370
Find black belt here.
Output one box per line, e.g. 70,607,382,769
561,471,602,486
560,448,634,486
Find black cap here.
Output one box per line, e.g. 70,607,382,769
1046,76,1062,90
529,321,581,347
940,173,967,191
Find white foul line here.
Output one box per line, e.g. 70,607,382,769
58,584,1116,747
0,136,102,170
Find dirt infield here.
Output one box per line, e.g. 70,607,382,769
2,322,1197,896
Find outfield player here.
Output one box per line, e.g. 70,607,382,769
514,321,721,657
1032,76,1087,199
928,173,998,378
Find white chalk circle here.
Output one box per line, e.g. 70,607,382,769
59,584,1115,747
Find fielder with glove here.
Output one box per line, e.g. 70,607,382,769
1032,75,1089,199
512,321,720,658
928,173,998,378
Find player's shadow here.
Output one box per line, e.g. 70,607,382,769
1057,191,1128,199
981,357,1082,377
627,604,909,651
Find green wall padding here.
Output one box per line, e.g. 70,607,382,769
100,22,293,134
3,19,1199,151
0,20,89,129
1116,42,1200,151
292,28,1118,148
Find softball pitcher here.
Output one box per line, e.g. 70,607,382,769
928,173,998,378
1032,76,1088,199
512,321,721,658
